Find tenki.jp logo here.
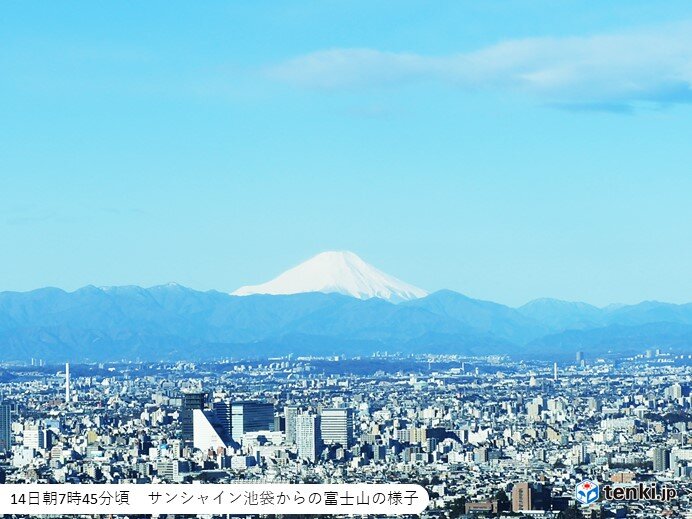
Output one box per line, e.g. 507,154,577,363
575,480,600,505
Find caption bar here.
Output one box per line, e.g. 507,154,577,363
0,483,429,515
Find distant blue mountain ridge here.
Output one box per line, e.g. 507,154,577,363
0,285,690,361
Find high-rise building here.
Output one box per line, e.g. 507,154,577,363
666,383,683,400
231,401,274,440
65,363,71,403
212,400,232,441
0,403,11,452
285,405,299,444
274,414,285,433
373,444,387,462
512,482,532,512
181,391,206,445
193,409,228,451
473,446,489,464
576,351,584,363
320,408,354,447
653,447,670,472
168,439,182,459
24,425,45,450
573,443,588,464
296,413,321,462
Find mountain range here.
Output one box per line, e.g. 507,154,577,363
0,251,690,362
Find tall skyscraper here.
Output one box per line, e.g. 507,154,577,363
320,408,354,447
0,403,11,452
212,400,232,441
181,391,206,445
553,362,558,382
65,362,71,403
285,405,299,444
653,447,670,472
296,413,321,462
231,401,274,440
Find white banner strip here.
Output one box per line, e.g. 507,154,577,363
0,483,429,515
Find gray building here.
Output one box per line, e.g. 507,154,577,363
653,447,670,472
285,405,299,445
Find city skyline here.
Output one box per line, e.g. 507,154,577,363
0,353,689,517
3,2,692,306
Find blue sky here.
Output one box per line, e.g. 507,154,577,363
2,1,692,306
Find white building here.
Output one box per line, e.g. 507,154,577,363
296,413,321,462
320,408,353,447
23,425,44,451
157,458,183,482
193,409,228,451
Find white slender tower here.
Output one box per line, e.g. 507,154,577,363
65,362,71,403
553,362,558,382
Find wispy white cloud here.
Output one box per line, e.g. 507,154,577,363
267,22,692,110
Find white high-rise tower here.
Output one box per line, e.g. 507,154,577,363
65,362,71,403
296,413,321,462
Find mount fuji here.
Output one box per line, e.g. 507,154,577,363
232,251,428,303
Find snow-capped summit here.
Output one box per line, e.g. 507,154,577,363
232,251,427,303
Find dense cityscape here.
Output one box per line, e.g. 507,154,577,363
0,350,689,518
